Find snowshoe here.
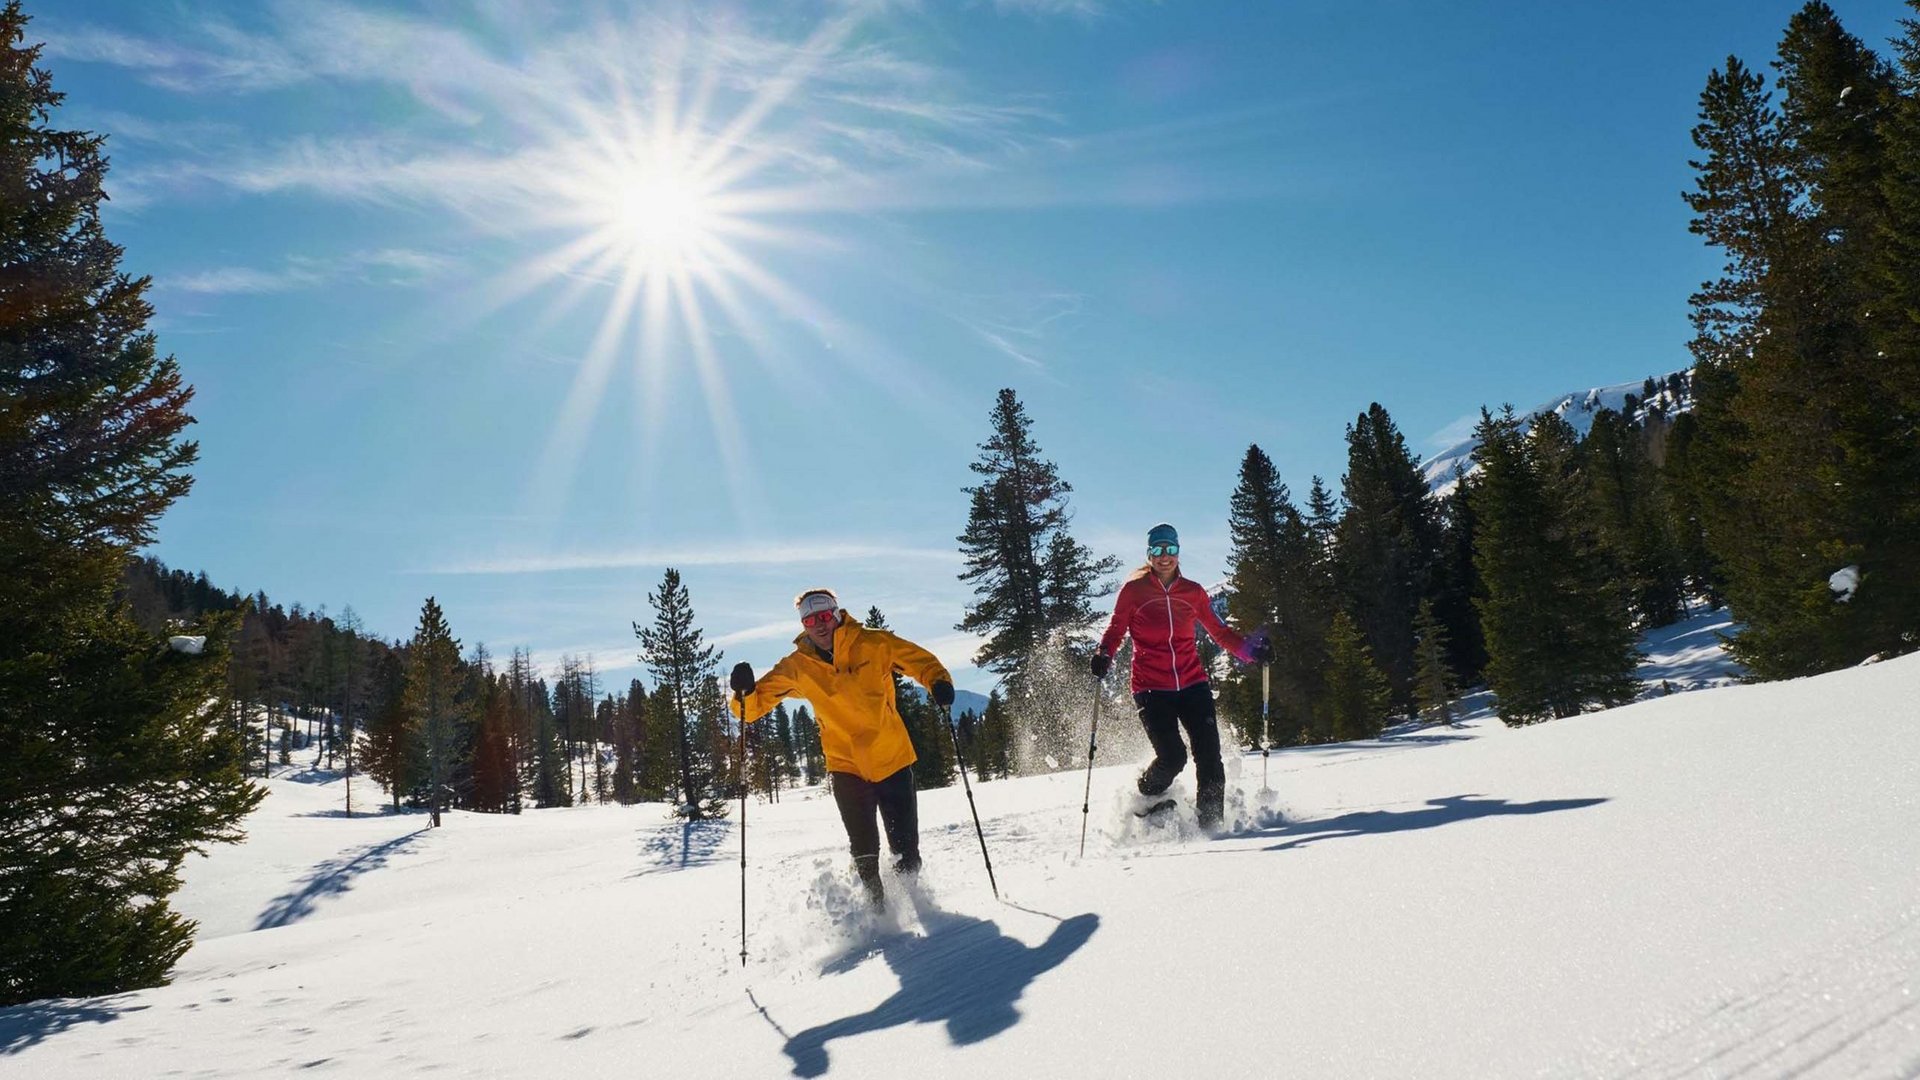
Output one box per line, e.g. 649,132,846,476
1134,797,1177,818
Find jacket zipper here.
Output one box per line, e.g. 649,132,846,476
1161,577,1181,691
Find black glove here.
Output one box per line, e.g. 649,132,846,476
729,661,755,695
931,680,955,708
1090,652,1110,680
1249,637,1275,665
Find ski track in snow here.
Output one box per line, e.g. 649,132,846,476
5,609,1919,1078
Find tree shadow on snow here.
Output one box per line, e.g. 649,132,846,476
780,906,1099,1077
631,819,732,878
253,829,428,930
0,999,146,1055
293,804,421,819
1248,793,1608,853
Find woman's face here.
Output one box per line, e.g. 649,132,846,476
1149,550,1179,577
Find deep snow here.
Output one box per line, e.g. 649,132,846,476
5,609,1917,1079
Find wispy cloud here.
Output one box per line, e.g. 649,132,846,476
991,0,1110,17
51,3,1057,211
430,541,962,576
162,248,452,295
39,20,309,93
711,620,800,648
945,291,1084,371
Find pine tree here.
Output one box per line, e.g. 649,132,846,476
1220,444,1324,748
1411,599,1459,726
1431,470,1489,685
1471,409,1641,724
611,686,643,805
471,667,515,814
1682,9,1919,675
359,649,414,809
581,657,604,804
1581,410,1687,627
1334,403,1443,710
505,648,539,813
770,703,798,786
403,598,463,827
957,389,1118,690
553,655,578,806
337,607,365,816
1322,611,1390,742
1861,2,1920,652
0,4,261,1004
791,704,824,786
974,691,1014,779
634,569,727,819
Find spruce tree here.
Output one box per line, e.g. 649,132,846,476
1683,9,1919,675
1431,470,1489,685
1221,444,1324,748
1334,403,1443,709
1322,611,1390,742
359,649,414,809
791,704,825,786
1471,409,1641,724
634,569,727,819
1411,599,1459,726
771,703,798,786
1580,410,1686,628
403,598,463,826
337,606,365,816
472,670,516,813
1862,3,1920,649
973,691,1014,780
957,388,1117,687
0,3,261,1004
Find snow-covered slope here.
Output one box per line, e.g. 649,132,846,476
6,611,1917,1079
1422,370,1693,495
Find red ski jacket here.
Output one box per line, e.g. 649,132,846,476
1097,568,1250,694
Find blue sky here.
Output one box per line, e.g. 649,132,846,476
34,0,1911,690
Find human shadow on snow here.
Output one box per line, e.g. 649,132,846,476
253,829,428,930
631,819,732,878
780,906,1099,1077
0,999,146,1056
1246,793,1609,853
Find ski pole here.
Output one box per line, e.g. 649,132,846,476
1078,679,1101,858
734,689,749,969
1260,662,1271,791
944,706,999,900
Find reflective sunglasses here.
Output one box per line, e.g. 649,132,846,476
1148,543,1179,558
800,607,838,629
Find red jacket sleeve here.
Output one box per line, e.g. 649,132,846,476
1191,581,1250,661
1099,578,1140,658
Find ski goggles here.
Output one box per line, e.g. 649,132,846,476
800,607,839,629
1147,542,1179,557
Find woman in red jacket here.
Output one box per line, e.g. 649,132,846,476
1091,522,1270,827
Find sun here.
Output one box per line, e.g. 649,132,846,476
492,12,873,528
600,160,723,276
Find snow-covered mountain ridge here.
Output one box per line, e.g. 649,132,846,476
1421,368,1694,495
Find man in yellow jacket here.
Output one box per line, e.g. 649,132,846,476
729,588,955,910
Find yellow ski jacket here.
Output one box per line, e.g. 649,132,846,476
731,617,951,783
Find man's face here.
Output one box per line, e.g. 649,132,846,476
802,607,838,650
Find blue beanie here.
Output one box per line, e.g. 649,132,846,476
1147,522,1179,548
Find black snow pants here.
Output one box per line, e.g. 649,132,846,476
1134,683,1225,825
830,766,920,905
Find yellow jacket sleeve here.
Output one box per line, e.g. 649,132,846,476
731,654,801,723
883,632,952,695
